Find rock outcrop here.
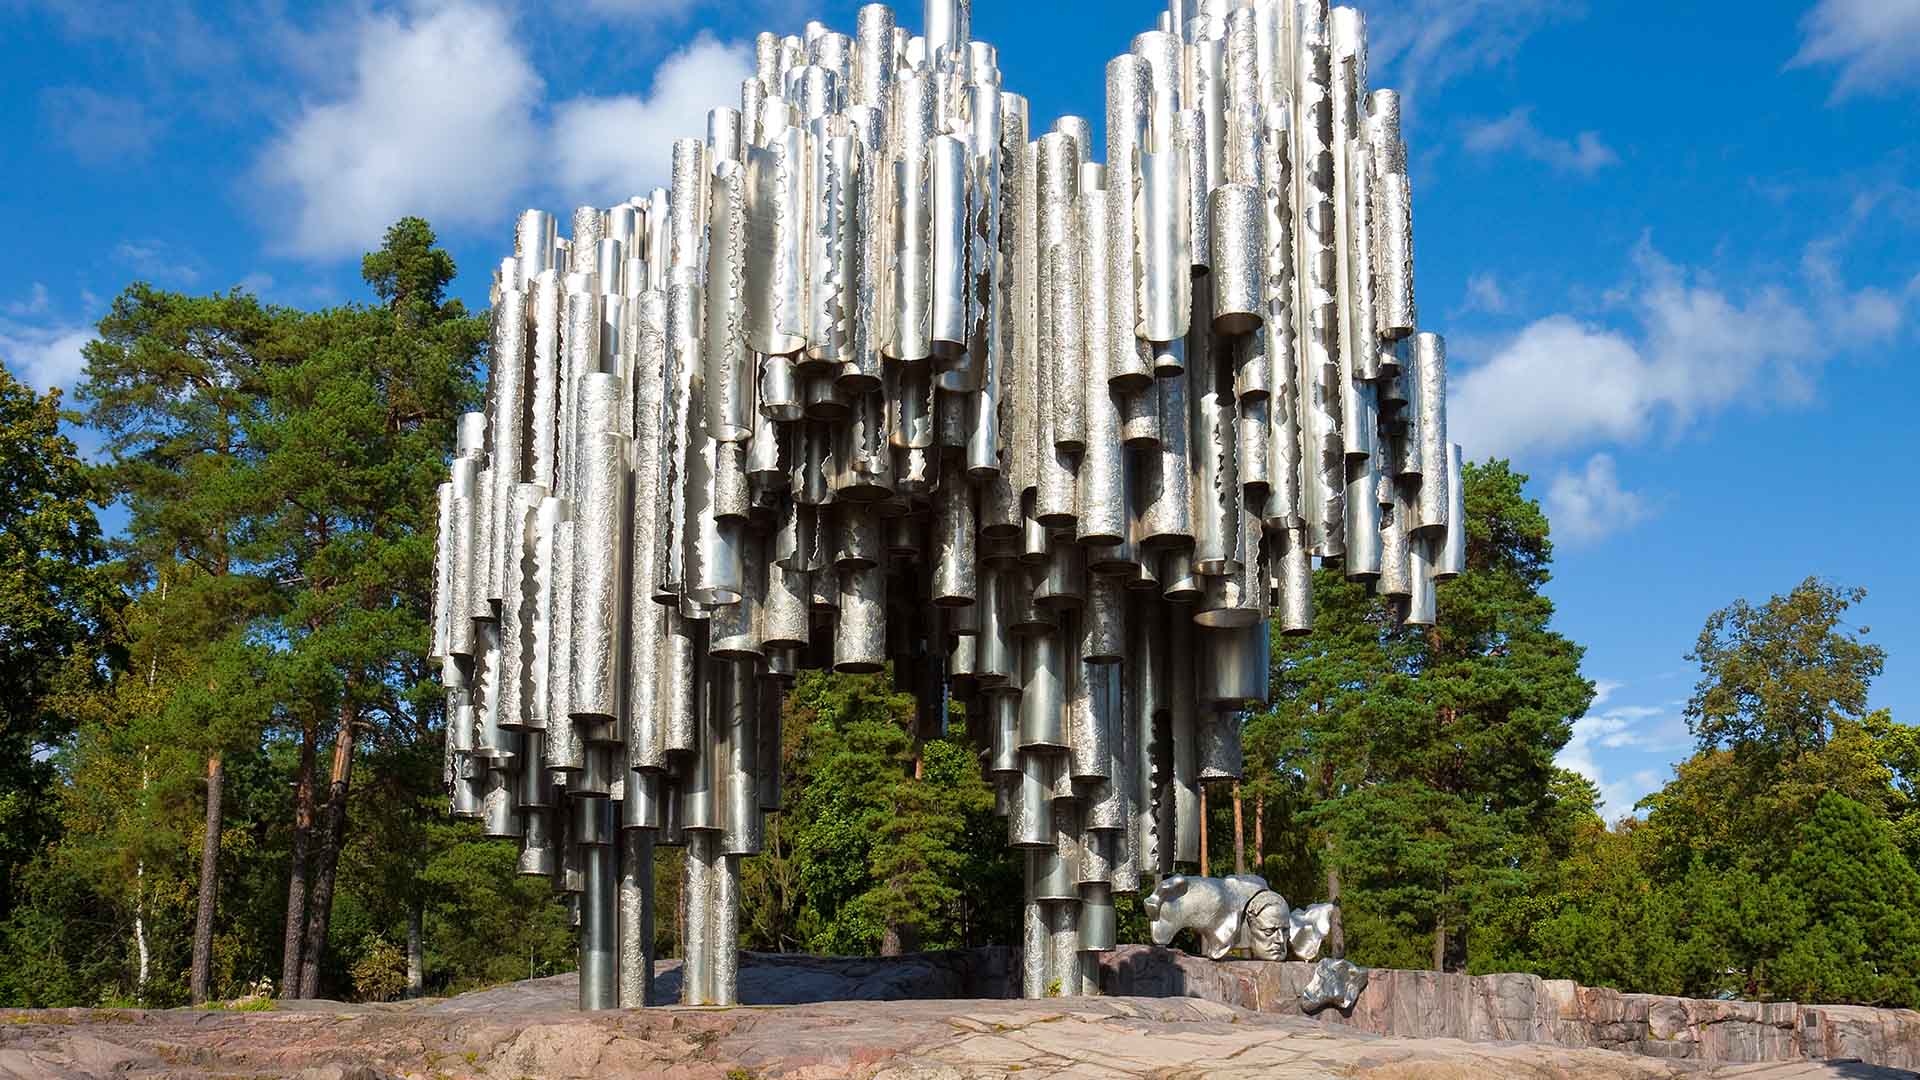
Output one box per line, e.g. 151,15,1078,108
4,949,1916,1078
1094,944,1920,1070
3,994,1909,1079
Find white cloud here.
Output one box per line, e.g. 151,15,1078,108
1363,0,1580,112
1790,0,1920,100
1545,453,1649,545
579,0,706,15
239,272,276,296
550,34,754,208
1558,686,1690,820
1449,314,1649,457
40,86,160,165
1451,237,1910,459
1,323,94,393
6,284,51,318
255,3,543,259
1461,272,1511,315
1463,106,1617,175
114,241,200,285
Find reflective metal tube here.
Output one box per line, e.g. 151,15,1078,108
579,800,617,1010
617,829,655,1008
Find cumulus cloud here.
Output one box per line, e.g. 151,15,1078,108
40,87,161,165
6,284,51,318
1,323,95,393
1463,106,1617,175
1790,0,1920,100
550,34,754,207
1558,687,1690,820
1545,453,1649,545
255,3,543,259
1364,0,1581,111
2,284,95,392
1450,237,1909,460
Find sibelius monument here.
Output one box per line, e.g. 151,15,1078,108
431,0,1460,1010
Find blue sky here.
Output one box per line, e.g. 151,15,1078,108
3,0,1915,818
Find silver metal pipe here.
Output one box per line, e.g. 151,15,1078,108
497,482,545,731
570,425,629,726
718,660,763,855
746,124,807,356
1106,55,1155,391
682,830,714,1004
519,807,557,876
1011,746,1052,847
579,799,617,1010
1189,293,1242,576
1138,119,1192,344
1210,182,1265,333
1021,895,1047,998
1436,442,1465,580
929,134,971,359
617,828,655,1008
705,162,753,443
1414,332,1449,533
932,457,978,606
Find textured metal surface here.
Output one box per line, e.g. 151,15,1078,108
1142,872,1270,960
438,0,1457,1009
617,829,655,1007
1302,956,1370,1013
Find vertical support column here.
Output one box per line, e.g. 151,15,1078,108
617,825,655,1008
578,797,616,1010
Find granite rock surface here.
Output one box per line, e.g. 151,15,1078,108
2,949,1915,1078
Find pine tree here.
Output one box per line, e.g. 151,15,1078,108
79,285,283,1003
261,218,482,997
1772,793,1920,1007
1266,460,1594,971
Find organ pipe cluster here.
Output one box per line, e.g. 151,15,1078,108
432,0,1463,1009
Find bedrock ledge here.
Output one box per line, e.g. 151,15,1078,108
1093,943,1920,1070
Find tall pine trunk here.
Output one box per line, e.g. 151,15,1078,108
189,753,224,1004
298,708,357,999
1324,848,1345,959
406,904,424,998
1432,914,1446,972
1231,781,1246,875
280,727,316,996
1253,798,1264,869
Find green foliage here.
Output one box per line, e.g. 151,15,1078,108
781,669,1017,955
417,821,573,993
1258,459,1593,970
0,363,114,916
1772,793,1920,1007
349,937,409,1003
1686,578,1884,761
1487,579,1920,1007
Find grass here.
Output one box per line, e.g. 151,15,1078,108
200,996,274,1013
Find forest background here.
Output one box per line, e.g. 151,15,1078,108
3,221,1915,1010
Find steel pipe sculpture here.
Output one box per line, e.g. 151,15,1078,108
432,0,1461,1009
